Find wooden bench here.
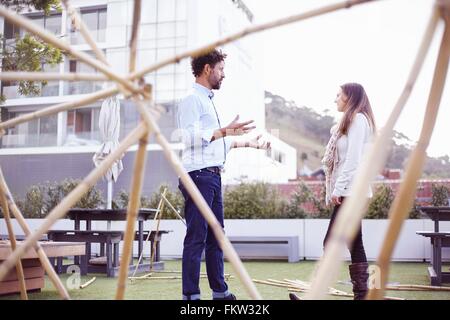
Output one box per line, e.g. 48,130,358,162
47,230,122,277
416,231,450,286
227,236,300,263
134,230,171,262
0,241,85,296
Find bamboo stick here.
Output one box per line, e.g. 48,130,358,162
131,0,380,81
0,123,148,283
368,13,450,300
150,190,166,272
161,194,186,226
129,0,142,73
0,87,117,131
392,284,450,291
0,168,70,299
130,189,165,278
0,72,108,82
0,5,140,95
62,0,108,65
304,6,441,300
115,82,153,298
0,191,28,300
116,122,150,300
153,270,232,277
79,277,96,289
132,98,262,300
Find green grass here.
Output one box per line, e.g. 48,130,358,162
2,260,450,300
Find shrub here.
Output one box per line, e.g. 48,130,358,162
282,182,332,218
223,182,286,219
13,179,103,218
44,179,103,214
112,189,152,210
365,184,394,219
431,183,449,206
149,184,184,219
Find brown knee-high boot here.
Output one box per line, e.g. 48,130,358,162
349,262,369,300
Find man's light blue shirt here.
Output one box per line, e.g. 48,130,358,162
177,83,232,173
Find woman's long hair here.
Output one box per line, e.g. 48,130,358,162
338,83,376,135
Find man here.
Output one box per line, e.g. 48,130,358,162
177,49,270,300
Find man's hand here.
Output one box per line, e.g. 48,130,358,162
232,135,271,150
213,115,255,140
331,195,342,206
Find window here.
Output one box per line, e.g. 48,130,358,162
70,7,107,44
64,107,101,146
64,51,104,95
4,13,62,39
0,110,57,148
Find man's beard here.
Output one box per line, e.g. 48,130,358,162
211,79,222,90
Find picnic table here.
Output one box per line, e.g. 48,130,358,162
417,206,450,286
47,208,169,277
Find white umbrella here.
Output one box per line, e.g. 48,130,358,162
93,95,123,213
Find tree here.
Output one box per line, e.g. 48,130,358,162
1,0,63,103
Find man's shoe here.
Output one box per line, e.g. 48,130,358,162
289,293,301,300
213,293,236,300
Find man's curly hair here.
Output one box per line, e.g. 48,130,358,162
191,49,227,77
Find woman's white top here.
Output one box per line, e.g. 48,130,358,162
332,113,373,198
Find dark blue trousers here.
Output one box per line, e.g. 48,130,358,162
179,169,228,300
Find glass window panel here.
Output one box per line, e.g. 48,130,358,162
156,74,174,91
45,14,61,35
81,11,98,31
64,106,100,146
98,9,107,42
157,0,175,22
157,22,176,38
176,21,187,37
176,0,187,21
39,115,57,146
0,110,58,148
140,24,157,40
141,0,157,23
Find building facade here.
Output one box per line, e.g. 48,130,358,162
0,0,296,199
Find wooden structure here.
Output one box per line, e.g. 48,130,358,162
0,241,85,296
0,0,448,300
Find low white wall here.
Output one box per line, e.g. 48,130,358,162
2,218,449,262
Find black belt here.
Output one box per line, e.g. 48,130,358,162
192,166,221,175
205,166,221,174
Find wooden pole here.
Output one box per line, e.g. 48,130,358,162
79,277,96,289
150,189,166,271
0,124,148,282
368,11,450,300
0,168,70,300
0,191,28,300
304,6,441,300
132,98,262,300
115,15,149,293
0,87,117,131
162,194,186,225
115,122,150,300
0,72,108,82
129,0,142,73
130,188,166,278
62,0,109,65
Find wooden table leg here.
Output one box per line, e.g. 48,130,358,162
138,221,143,259
106,239,112,277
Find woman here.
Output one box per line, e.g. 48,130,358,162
290,83,376,301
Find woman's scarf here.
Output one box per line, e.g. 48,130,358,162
321,125,340,205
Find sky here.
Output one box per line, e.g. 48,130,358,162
244,0,449,158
